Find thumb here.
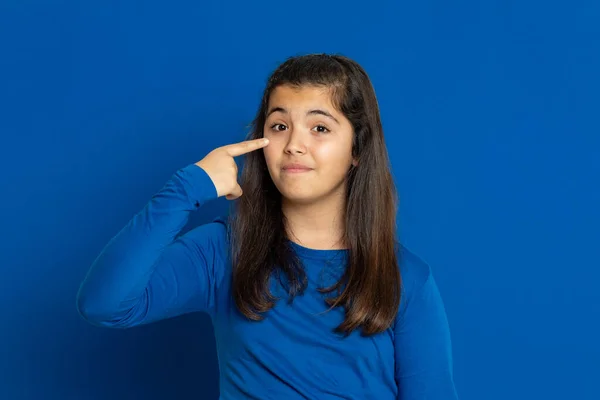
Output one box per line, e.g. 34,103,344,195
225,184,243,200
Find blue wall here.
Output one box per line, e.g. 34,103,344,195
1,1,598,399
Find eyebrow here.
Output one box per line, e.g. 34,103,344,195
266,107,340,124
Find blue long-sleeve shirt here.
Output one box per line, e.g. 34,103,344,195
76,163,459,399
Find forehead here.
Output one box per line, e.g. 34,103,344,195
268,84,336,109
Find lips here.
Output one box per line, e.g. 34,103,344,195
282,163,313,172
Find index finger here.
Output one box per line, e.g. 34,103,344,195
224,138,270,157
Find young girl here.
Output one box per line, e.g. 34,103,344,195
77,54,459,399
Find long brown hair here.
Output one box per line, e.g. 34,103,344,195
229,53,401,336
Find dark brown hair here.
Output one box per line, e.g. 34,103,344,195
229,53,401,336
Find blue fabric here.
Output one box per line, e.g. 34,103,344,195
77,163,459,399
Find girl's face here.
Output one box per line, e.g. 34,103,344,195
262,84,357,205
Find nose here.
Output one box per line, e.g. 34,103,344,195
283,127,306,155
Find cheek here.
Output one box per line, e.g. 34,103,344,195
263,142,274,156
262,146,279,171
314,141,354,168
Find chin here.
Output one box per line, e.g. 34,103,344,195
278,187,319,205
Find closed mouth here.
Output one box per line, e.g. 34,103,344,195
283,167,312,172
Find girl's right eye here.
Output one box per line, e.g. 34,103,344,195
270,123,287,132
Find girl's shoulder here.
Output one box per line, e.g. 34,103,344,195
396,243,433,291
395,243,437,314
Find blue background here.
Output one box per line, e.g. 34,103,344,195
1,1,598,399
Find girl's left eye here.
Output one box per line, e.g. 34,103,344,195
312,125,330,133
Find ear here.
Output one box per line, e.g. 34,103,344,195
352,158,358,167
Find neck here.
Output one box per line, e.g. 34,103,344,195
281,193,347,250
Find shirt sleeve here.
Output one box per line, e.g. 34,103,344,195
394,259,459,399
76,163,227,328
